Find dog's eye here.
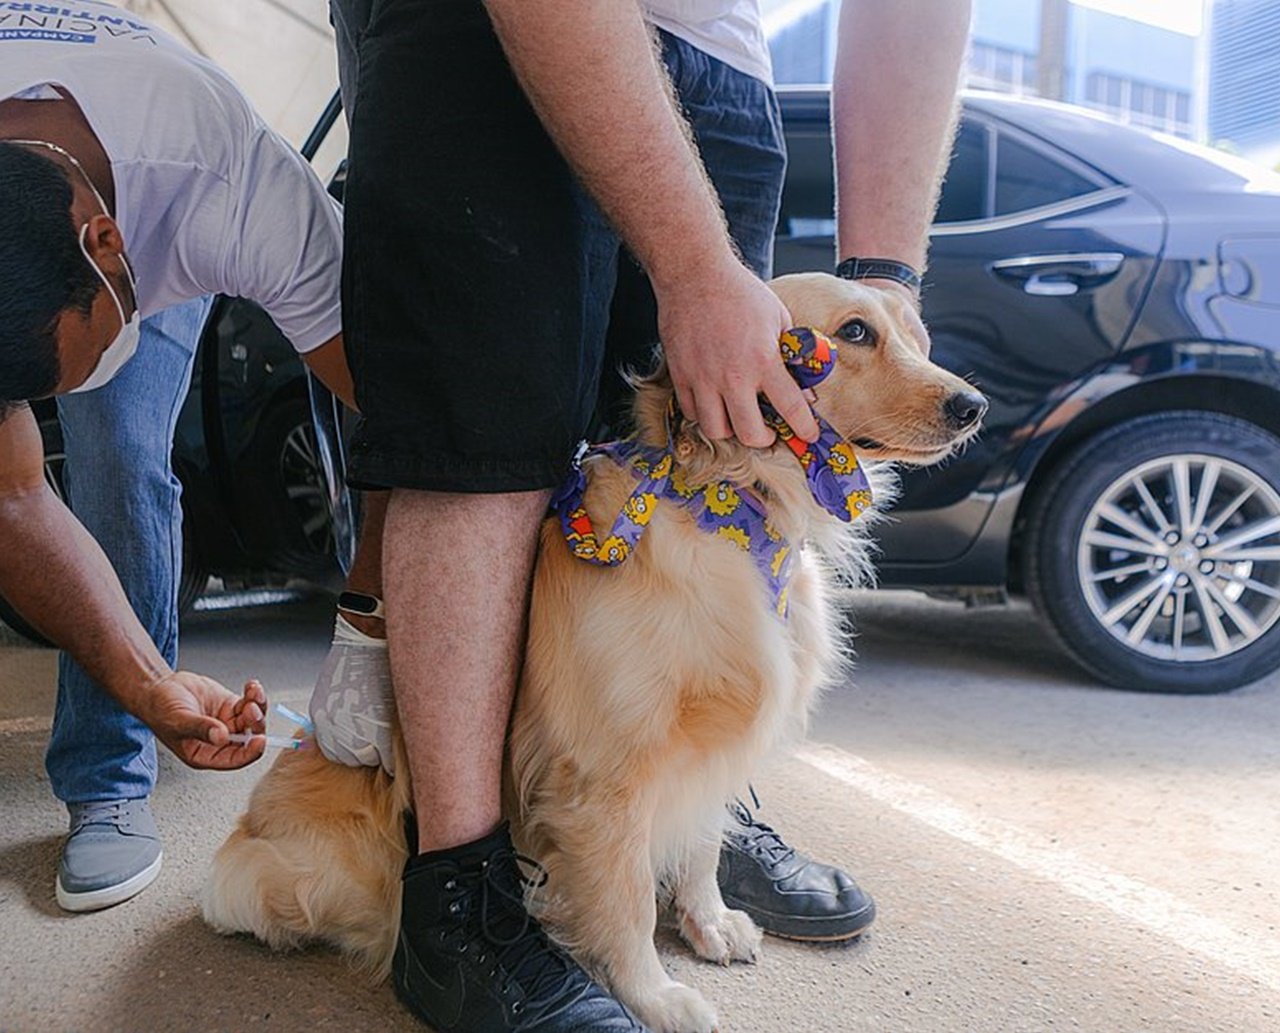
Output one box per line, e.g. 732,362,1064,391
837,319,874,346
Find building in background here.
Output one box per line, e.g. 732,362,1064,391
1209,0,1280,164
765,0,1201,140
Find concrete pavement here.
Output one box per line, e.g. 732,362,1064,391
2,591,1277,1032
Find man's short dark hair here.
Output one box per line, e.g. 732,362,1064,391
0,141,102,415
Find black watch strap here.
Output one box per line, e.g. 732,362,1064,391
835,257,922,295
338,591,385,620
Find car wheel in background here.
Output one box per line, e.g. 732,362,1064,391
249,396,336,579
1025,411,1280,693
177,500,209,619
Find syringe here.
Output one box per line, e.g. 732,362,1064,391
226,732,309,750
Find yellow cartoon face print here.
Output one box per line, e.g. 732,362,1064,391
770,544,791,577
779,330,803,363
826,441,858,475
670,467,698,499
622,491,657,527
599,535,630,563
845,490,873,520
716,524,750,552
705,483,741,517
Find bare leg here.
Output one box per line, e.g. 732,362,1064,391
341,490,388,639
384,487,549,852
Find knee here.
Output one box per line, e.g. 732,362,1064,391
56,402,180,530
61,406,175,493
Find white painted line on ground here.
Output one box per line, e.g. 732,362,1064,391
0,715,52,736
796,742,1280,993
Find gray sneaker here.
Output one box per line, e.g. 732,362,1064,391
56,799,163,912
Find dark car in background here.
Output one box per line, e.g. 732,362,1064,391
779,88,1280,693
9,89,1280,696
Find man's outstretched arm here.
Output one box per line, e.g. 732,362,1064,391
0,404,268,769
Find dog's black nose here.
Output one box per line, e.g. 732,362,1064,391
944,390,988,430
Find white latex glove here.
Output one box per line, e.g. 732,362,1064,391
308,614,396,774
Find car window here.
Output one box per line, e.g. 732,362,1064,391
777,125,835,238
936,120,991,224
994,134,1099,216
779,114,991,235
777,101,1101,234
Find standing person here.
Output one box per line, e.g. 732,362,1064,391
0,0,383,913
328,0,970,1029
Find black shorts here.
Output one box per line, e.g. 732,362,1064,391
334,2,787,491
337,0,619,492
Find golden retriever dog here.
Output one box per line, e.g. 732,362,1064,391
202,272,985,1033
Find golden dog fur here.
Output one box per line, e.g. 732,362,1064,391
202,273,982,1033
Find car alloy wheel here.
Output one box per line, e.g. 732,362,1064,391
1078,455,1280,662
247,396,338,578
279,420,333,556
1025,411,1280,693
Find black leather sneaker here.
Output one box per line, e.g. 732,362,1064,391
717,796,876,942
393,823,648,1032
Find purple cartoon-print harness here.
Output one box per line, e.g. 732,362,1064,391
552,328,872,619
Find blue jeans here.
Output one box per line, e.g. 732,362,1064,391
657,29,786,280
593,28,787,432
46,296,214,804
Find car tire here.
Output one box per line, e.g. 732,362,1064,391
0,414,205,645
1025,411,1280,694
248,396,336,579
177,502,209,619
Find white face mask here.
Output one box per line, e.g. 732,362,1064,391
10,139,140,394
70,223,140,393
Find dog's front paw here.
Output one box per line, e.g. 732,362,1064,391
630,982,718,1033
678,906,763,965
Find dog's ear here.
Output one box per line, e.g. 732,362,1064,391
628,353,768,485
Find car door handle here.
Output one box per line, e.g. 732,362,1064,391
989,252,1126,296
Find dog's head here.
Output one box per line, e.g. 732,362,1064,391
769,272,986,466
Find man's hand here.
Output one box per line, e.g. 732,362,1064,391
309,615,395,775
133,673,268,770
656,257,819,447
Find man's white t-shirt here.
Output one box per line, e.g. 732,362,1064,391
0,0,342,353
643,0,773,86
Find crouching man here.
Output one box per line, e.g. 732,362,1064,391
0,0,381,912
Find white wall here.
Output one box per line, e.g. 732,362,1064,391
125,0,346,177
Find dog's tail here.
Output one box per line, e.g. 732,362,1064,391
201,751,408,982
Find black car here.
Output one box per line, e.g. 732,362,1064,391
11,89,1280,696
779,88,1280,693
